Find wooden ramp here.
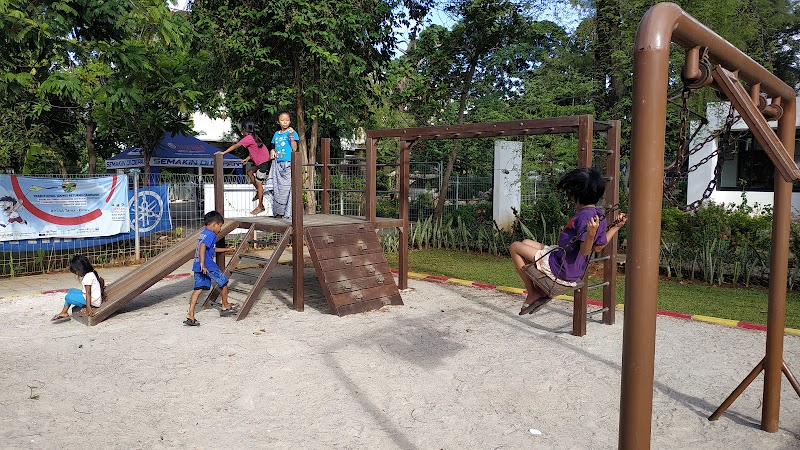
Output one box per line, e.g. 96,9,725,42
306,222,402,316
73,221,240,326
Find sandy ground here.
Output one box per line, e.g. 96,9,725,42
1,266,799,450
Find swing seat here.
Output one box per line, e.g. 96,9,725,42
522,263,584,298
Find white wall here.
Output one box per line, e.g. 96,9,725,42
493,141,522,231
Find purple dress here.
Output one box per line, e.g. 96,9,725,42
548,207,608,282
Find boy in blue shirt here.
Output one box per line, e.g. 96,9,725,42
185,210,237,326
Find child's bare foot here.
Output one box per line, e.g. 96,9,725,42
51,314,70,323
250,206,265,215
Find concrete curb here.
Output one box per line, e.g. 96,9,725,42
393,269,800,337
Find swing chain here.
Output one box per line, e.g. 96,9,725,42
681,105,739,212
664,87,741,211
664,89,693,197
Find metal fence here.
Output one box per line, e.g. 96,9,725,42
0,165,556,277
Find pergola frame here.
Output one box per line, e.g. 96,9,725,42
366,115,621,336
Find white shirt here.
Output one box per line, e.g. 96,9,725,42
82,272,103,307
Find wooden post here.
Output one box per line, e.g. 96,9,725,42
604,120,621,326
291,154,304,311
398,140,411,290
365,137,377,223
573,115,593,337
213,153,226,270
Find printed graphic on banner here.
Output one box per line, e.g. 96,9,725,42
0,182,172,252
0,175,129,241
129,184,172,234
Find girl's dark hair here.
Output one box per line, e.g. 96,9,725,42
69,254,104,298
240,119,264,147
0,196,17,205
557,168,606,205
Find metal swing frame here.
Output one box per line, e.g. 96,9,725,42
625,3,799,448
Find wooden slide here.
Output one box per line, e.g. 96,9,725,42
72,221,239,326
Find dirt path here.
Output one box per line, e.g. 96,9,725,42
1,267,798,449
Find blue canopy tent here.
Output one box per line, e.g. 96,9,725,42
105,132,242,172
105,132,244,214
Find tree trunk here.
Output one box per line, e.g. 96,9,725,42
594,0,621,114
305,57,320,214
143,147,152,187
433,53,479,224
85,119,96,175
292,53,311,213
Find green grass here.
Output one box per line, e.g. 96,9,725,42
385,248,800,330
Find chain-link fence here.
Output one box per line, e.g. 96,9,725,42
0,164,558,277
0,172,206,278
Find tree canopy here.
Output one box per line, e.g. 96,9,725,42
0,0,797,182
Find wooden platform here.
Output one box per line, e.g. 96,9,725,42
73,214,403,325
230,214,403,233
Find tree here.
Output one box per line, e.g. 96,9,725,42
95,44,206,180
399,0,552,223
0,0,202,174
190,0,431,211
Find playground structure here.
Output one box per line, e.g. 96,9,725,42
366,116,621,337
74,115,622,336
68,4,800,446
623,3,799,449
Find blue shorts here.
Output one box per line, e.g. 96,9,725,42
193,269,228,290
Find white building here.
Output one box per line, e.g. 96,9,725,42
687,97,800,212
192,111,233,149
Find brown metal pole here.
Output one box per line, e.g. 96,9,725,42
603,120,621,326
708,359,764,420
709,359,765,420
762,96,796,431
573,115,593,337
291,154,304,311
623,9,675,449
398,140,410,290
213,153,226,270
365,137,377,223
321,138,330,215
783,362,800,397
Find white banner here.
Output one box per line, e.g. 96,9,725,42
0,175,130,241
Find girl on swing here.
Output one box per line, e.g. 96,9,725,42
509,168,627,315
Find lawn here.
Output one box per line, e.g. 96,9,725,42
384,248,800,330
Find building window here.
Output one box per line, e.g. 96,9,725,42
717,131,800,192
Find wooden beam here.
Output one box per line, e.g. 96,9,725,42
711,66,800,182
365,117,584,139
